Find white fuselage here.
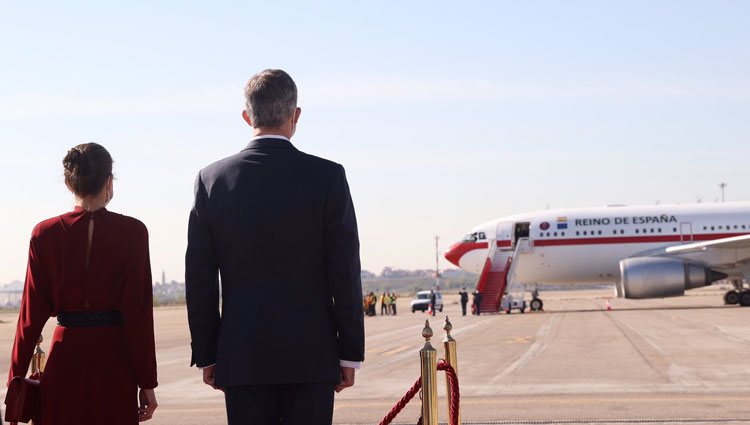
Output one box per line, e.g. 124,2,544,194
445,202,750,285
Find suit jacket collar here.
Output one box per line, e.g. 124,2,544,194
242,137,298,152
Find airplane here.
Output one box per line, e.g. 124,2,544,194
444,202,750,313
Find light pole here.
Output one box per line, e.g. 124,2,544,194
435,236,440,290
719,183,727,203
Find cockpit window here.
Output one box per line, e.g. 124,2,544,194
477,232,486,240
462,232,478,243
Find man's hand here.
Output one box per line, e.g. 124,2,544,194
335,366,356,393
202,365,223,392
138,388,158,422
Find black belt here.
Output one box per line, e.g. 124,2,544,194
57,311,123,327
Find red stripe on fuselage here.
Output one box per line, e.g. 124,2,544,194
534,232,747,247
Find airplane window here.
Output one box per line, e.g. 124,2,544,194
719,226,723,230
743,225,747,229
734,225,738,229
547,232,551,236
620,230,625,234
658,228,662,233
576,231,580,236
554,232,558,236
463,233,478,243
598,230,602,235
703,226,707,230
478,232,486,240
635,229,639,234
711,226,715,231
613,230,617,235
650,229,654,233
583,231,587,235
561,232,565,236
673,228,677,232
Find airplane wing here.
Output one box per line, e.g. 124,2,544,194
666,234,750,254
662,234,750,274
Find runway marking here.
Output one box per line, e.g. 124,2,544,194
459,395,750,405
364,419,750,425
333,395,750,409
492,315,560,382
382,345,413,356
507,337,532,344
601,306,671,382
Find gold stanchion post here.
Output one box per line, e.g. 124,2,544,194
31,335,46,374
420,319,438,425
443,317,460,425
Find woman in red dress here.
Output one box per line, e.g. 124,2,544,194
8,143,158,424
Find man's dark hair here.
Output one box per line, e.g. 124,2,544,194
62,143,113,197
244,69,298,129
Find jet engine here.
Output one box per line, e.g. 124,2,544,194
617,257,728,299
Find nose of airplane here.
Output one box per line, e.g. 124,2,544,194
444,241,463,267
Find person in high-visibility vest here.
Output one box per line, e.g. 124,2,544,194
368,292,377,316
389,292,398,315
380,292,388,315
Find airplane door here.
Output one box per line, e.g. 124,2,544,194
680,222,694,243
496,222,514,250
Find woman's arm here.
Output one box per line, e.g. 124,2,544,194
120,223,158,390
9,235,53,384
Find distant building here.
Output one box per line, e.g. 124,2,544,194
0,280,24,308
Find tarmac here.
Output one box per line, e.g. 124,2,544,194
0,287,749,424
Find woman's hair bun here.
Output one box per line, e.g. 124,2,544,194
63,148,84,173
62,143,113,197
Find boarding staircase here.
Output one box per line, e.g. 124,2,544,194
475,241,513,313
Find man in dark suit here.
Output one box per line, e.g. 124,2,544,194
459,288,469,316
186,69,365,425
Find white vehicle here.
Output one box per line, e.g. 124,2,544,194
501,294,526,314
445,202,750,312
411,290,443,313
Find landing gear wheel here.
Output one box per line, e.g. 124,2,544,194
739,291,750,307
724,290,740,305
530,298,543,311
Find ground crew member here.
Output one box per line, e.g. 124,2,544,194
429,290,437,317
381,292,388,315
390,292,397,315
369,292,377,316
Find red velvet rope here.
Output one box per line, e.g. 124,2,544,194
378,360,460,425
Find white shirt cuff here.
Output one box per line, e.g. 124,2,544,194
339,360,361,369
198,363,216,370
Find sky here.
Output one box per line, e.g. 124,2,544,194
1,1,749,284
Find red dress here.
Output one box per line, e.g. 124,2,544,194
9,207,158,425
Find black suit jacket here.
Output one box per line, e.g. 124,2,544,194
185,137,365,386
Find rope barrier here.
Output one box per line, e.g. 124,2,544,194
440,362,460,425
378,360,460,425
377,376,422,425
